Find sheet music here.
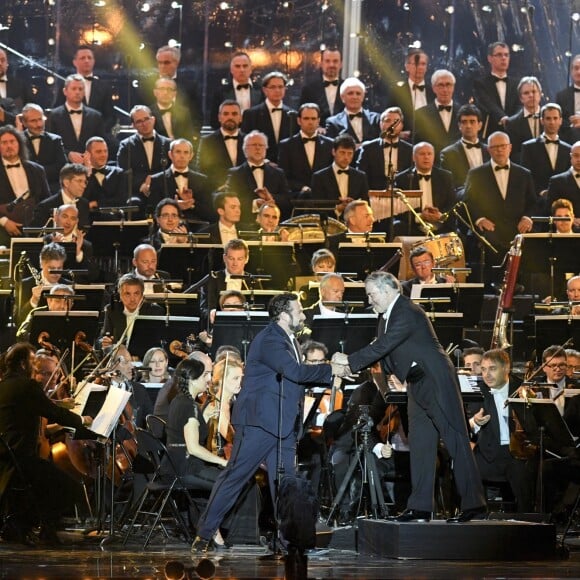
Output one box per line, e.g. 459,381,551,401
72,382,107,415
90,385,132,438
457,374,481,394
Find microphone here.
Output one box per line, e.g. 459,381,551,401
381,118,400,138
439,201,465,222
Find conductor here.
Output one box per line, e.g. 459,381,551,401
332,271,486,522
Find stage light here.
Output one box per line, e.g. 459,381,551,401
283,39,291,48
410,40,422,48
219,2,231,9
572,12,580,22
171,2,182,9
168,39,180,48
224,41,233,48
321,2,329,12
402,3,410,11
482,5,492,13
48,38,55,46
511,43,524,52
46,76,55,85
141,3,150,12
445,6,455,15
440,44,448,52
94,1,106,6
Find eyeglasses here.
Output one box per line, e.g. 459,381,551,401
159,213,179,219
133,117,153,125
545,363,567,369
412,260,432,267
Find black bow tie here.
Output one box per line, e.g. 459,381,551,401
348,112,363,120
0,79,6,83
68,109,82,115
438,105,452,112
323,79,339,87
271,107,283,113
173,171,188,178
236,83,250,90
302,137,317,143
574,87,580,93
526,113,540,119
5,163,20,169
495,165,509,171
159,106,173,113
93,167,107,175
412,84,425,91
142,137,155,142
84,76,95,81
29,135,42,141
251,165,265,171
337,169,350,175
544,138,559,145
575,173,580,179
493,76,507,83
463,141,482,149
383,142,398,149
223,135,239,141
417,174,431,181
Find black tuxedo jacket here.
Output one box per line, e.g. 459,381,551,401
463,161,538,252
310,165,369,205
439,139,490,191
472,74,520,136
547,169,580,216
388,80,435,130
225,162,291,221
401,275,448,297
555,86,580,144
356,138,414,190
196,130,246,191
149,102,196,142
197,222,228,245
0,75,36,125
23,131,67,194
277,133,334,193
415,102,462,158
100,301,164,346
0,160,51,208
85,165,127,208
324,109,381,144
148,167,213,224
299,75,344,122
46,105,106,156
116,132,172,196
209,81,262,128
505,109,540,160
520,137,572,195
240,102,298,162
31,193,90,229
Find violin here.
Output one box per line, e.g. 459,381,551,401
38,331,61,357
169,334,197,359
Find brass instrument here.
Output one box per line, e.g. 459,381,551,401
281,214,346,242
490,235,524,349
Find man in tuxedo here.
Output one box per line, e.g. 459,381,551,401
46,74,106,163
209,52,262,128
20,103,67,194
328,199,380,252
505,76,543,161
332,271,486,522
415,69,462,159
463,131,537,284
240,71,297,163
0,125,51,245
303,272,345,329
469,349,535,512
130,243,171,292
197,100,245,192
440,104,490,192
356,106,413,190
52,45,116,133
278,103,334,196
117,105,171,198
325,77,381,145
556,54,580,144
147,138,212,225
83,136,126,209
387,48,434,139
520,103,572,196
472,42,520,137
0,48,35,127
401,245,454,297
540,345,577,410
192,293,335,553
225,130,291,221
31,163,90,229
299,48,343,123
309,134,369,218
547,141,580,220
147,198,188,250
199,191,241,245
150,78,195,142
393,141,456,236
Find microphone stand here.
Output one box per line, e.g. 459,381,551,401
393,189,435,239
384,130,397,241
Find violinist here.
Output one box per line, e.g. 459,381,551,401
0,343,93,546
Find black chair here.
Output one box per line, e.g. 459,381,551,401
146,414,167,443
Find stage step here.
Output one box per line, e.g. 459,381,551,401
359,518,557,560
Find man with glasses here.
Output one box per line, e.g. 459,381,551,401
150,78,196,142
401,246,455,297
541,346,576,408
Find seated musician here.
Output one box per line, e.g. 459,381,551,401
147,198,189,251
299,247,337,308
566,348,580,381
0,343,92,546
539,345,577,416
141,346,171,385
565,275,580,315
462,346,484,376
327,199,380,252
401,245,455,297
131,243,173,291
253,202,289,241
551,198,578,234
468,349,535,512
302,273,345,332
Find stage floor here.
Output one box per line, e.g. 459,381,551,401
0,523,578,579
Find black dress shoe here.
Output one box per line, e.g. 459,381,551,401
191,536,213,553
394,509,431,522
447,506,487,523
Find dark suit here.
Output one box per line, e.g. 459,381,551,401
99,301,164,347
150,102,196,142
504,110,541,160
555,86,580,144
209,81,262,129
116,132,172,197
31,193,90,230
46,105,106,157
388,81,435,131
240,102,298,162
225,162,291,221
277,133,334,194
195,320,332,540
546,169,580,217
196,130,246,192
347,295,485,513
324,109,381,145
472,74,520,137
0,75,36,125
415,102,462,159
310,165,369,205
84,165,127,208
356,138,414,190
520,137,572,196
439,140,490,191
23,131,67,194
299,75,343,123
401,275,448,297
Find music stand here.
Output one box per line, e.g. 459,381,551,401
423,312,464,352
158,243,223,288
29,310,100,352
210,310,270,360
310,313,378,354
309,280,366,303
237,289,286,310
9,238,76,278
243,241,296,290
336,242,403,278
534,315,580,362
368,189,423,218
290,198,341,218
143,292,198,317
129,315,200,359
72,284,107,312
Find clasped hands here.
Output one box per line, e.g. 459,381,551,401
330,352,351,377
